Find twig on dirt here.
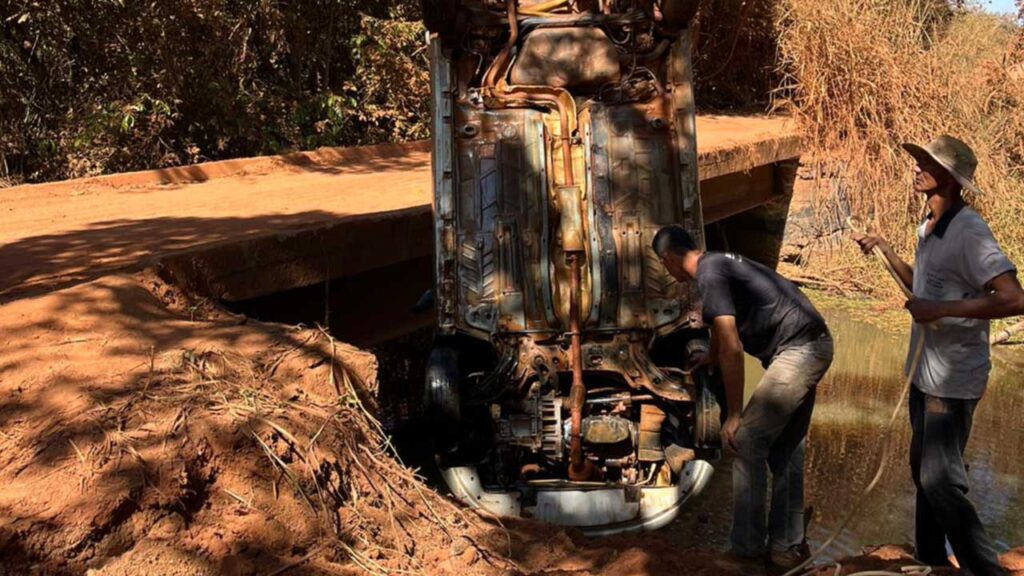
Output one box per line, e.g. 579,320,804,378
316,328,377,425
345,444,381,499
469,506,514,559
50,337,97,347
260,417,301,447
381,482,412,555
250,427,317,514
266,545,323,576
223,487,254,510
343,443,420,561
143,345,156,393
299,454,334,537
263,331,316,379
68,439,87,465
336,540,401,576
357,443,455,541
308,409,339,448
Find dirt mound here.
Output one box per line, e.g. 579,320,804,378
0,271,726,576
0,273,506,575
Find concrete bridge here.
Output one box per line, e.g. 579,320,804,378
1,115,800,343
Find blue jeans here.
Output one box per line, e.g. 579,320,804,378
909,387,1005,576
730,334,833,557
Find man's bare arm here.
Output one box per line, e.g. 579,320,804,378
713,316,745,417
711,315,746,453
907,272,1024,322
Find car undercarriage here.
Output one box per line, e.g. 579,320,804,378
423,0,722,534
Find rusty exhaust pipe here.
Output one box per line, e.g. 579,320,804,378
567,253,593,480
484,0,590,480
557,175,588,480
484,0,577,187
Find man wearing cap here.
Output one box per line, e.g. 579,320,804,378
855,135,1024,575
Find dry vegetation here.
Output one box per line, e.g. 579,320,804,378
775,0,1024,298
0,272,530,574
0,1,428,185
691,0,778,110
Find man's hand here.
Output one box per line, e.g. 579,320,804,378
852,231,915,290
905,297,946,323
687,350,715,375
722,414,741,455
852,232,890,255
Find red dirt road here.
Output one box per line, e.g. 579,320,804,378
0,115,798,301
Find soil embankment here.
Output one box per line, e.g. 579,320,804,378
0,271,729,575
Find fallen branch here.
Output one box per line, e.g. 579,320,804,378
991,319,1024,345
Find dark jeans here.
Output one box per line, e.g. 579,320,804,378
909,386,1005,576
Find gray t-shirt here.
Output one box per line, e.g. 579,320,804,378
906,205,1016,399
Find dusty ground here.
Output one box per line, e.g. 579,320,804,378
1,272,1021,576
0,271,751,575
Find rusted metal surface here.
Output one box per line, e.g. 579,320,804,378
556,185,585,252
509,28,621,90
567,254,593,481
638,403,667,462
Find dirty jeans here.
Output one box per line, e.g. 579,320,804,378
909,387,1005,576
730,333,833,557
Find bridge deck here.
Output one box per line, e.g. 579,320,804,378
0,115,799,302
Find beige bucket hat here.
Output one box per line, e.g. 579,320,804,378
901,135,982,195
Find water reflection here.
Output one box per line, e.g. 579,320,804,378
670,304,1024,557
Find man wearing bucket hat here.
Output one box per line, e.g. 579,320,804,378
855,135,1024,575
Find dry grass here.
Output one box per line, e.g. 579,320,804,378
78,333,514,575
775,0,1024,298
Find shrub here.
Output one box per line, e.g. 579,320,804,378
0,0,428,184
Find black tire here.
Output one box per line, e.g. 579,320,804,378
425,345,463,455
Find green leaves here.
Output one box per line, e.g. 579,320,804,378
1,0,428,182
119,95,173,134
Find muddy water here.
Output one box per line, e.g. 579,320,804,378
670,303,1024,557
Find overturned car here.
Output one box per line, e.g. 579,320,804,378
422,0,722,534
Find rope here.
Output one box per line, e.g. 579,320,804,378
782,221,932,576
782,334,924,576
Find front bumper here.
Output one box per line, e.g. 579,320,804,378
440,459,714,536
